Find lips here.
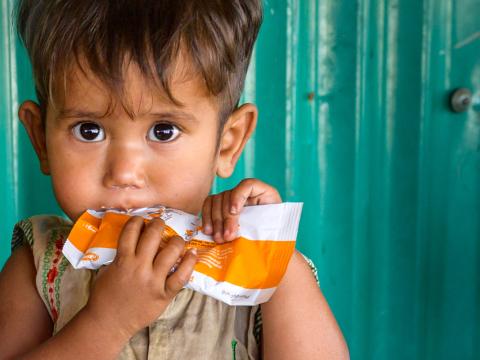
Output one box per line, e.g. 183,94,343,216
98,203,164,212
98,199,158,212
99,205,137,212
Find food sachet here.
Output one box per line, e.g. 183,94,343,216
62,203,302,305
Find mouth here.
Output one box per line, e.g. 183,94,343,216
98,204,165,213
92,205,168,220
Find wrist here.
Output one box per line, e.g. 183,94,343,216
81,303,134,345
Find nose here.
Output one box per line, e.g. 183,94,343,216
103,144,146,190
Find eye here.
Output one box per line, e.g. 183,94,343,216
148,123,181,142
72,122,105,142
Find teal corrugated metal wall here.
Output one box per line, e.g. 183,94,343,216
1,0,479,359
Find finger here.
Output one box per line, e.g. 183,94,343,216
229,178,257,213
152,235,186,277
116,216,145,257
201,196,213,235
223,216,239,241
211,194,224,243
221,190,238,241
164,248,197,297
135,217,165,262
230,178,282,212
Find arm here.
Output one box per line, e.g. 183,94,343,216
0,246,52,358
0,247,130,360
0,218,197,360
203,178,348,358
261,251,349,360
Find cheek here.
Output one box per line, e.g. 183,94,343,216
148,147,217,213
49,170,93,219
49,176,83,220
47,149,100,220
48,147,95,188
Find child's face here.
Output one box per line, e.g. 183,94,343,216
19,60,257,221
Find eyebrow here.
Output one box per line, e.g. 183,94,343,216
150,111,199,123
57,108,198,123
57,109,110,120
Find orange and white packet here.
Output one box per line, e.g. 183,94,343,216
62,203,303,305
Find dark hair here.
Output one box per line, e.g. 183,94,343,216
16,0,263,124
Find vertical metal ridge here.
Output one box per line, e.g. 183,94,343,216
414,0,433,358
443,0,453,90
370,0,389,356
285,0,297,199
424,1,451,357
352,0,372,357
7,0,18,218
384,0,398,156
316,0,333,218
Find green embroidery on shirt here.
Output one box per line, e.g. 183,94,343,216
55,256,69,308
231,339,238,360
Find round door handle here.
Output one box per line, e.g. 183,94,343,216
449,88,472,113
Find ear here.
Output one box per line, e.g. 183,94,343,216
18,101,50,175
216,103,257,178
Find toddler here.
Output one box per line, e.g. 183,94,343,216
0,1,348,359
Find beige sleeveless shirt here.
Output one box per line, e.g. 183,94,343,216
12,215,261,359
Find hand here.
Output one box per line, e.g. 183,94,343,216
201,178,282,243
84,216,197,338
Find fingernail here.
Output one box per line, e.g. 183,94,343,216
230,206,237,214
204,224,212,234
224,229,230,239
189,248,197,256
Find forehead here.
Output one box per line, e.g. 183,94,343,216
51,57,217,119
